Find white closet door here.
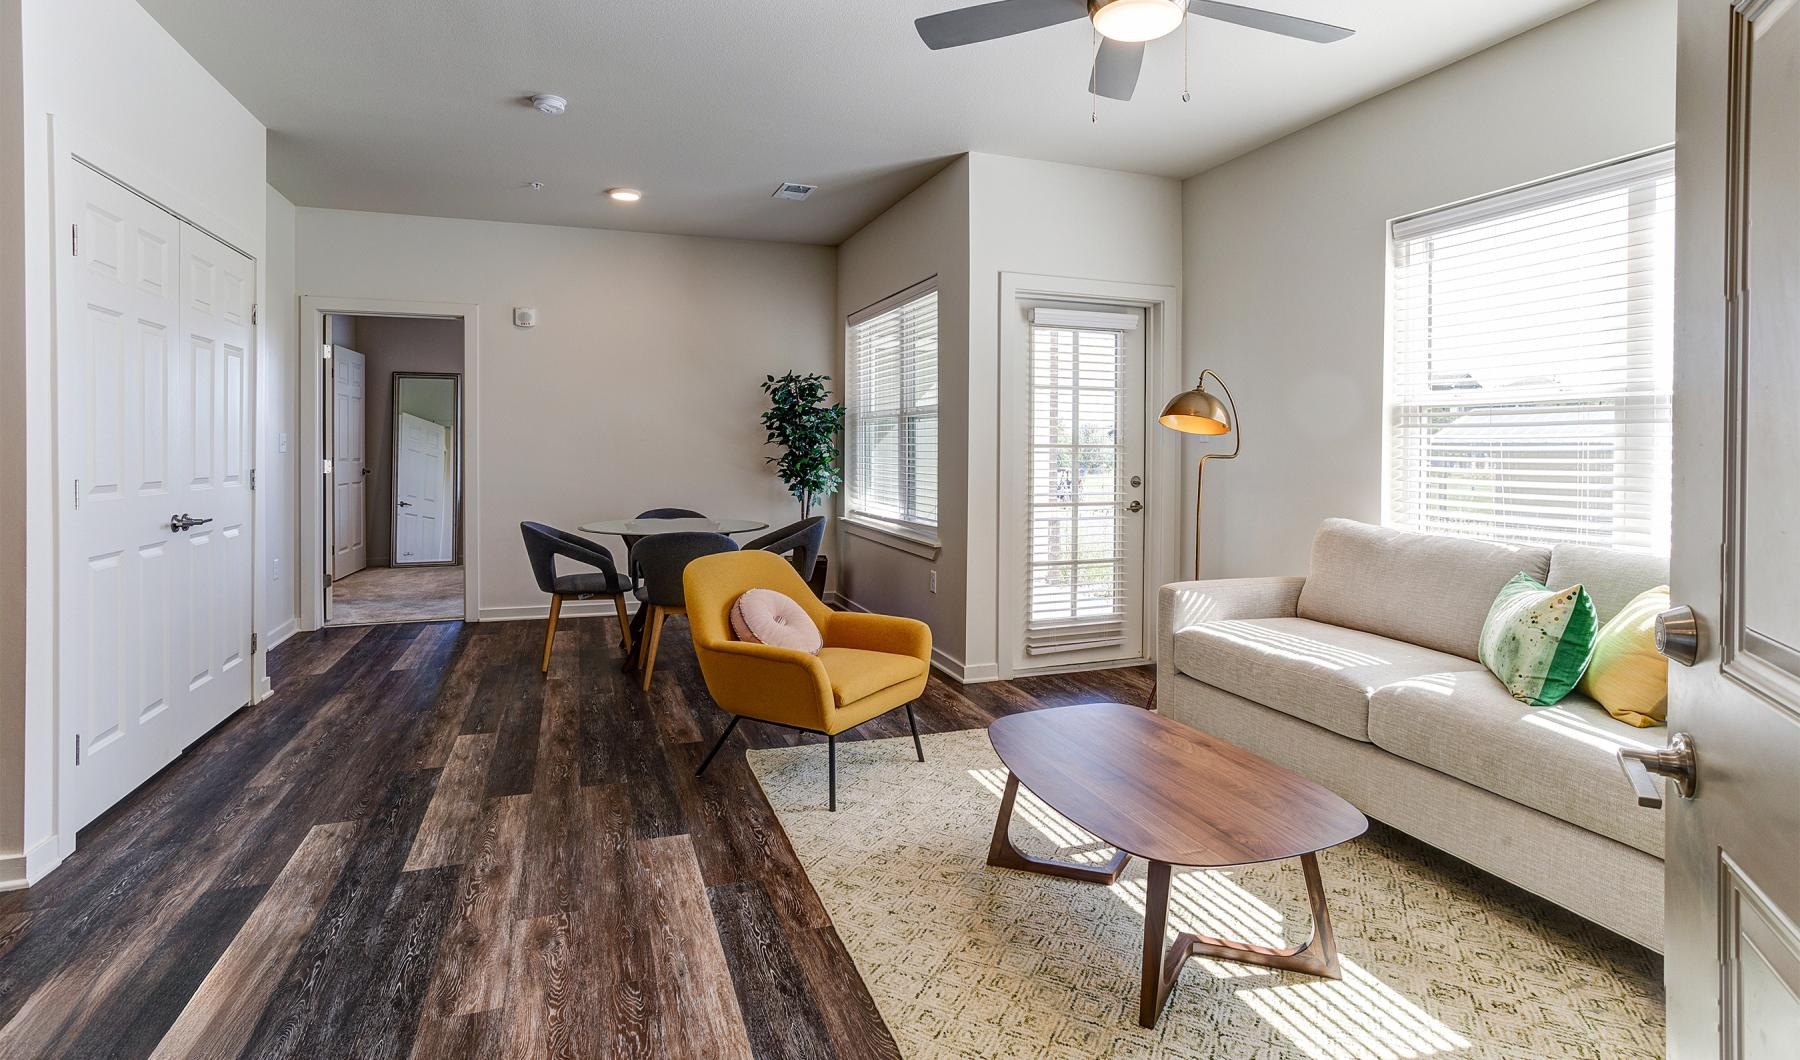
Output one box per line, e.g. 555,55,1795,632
173,222,256,745
59,166,185,829
330,347,367,579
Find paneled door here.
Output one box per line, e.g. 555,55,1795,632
330,346,367,580
1013,303,1148,673
1664,0,1800,1054
395,412,450,564
58,164,255,831
172,222,256,749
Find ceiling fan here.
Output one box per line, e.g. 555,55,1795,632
915,0,1355,101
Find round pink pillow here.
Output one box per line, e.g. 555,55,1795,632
729,588,823,654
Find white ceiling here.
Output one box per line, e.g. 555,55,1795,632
137,0,1597,245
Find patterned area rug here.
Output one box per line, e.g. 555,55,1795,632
746,728,1664,1059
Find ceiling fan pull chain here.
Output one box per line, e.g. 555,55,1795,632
1182,16,1191,102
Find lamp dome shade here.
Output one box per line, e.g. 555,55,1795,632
1159,385,1232,435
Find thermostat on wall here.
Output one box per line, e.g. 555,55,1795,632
513,306,537,328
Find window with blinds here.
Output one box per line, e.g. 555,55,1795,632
1025,313,1133,654
845,280,938,539
1387,150,1674,554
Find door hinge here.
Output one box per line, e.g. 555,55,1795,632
322,344,332,361
322,458,333,477
324,572,334,587
73,478,79,510
74,734,80,765
70,224,78,257
251,632,259,653
249,468,256,491
251,303,259,326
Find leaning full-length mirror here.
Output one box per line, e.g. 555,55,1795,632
390,373,462,566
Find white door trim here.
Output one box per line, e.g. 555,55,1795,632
996,273,1182,681
297,297,480,631
47,118,262,874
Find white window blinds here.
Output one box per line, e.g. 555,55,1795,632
846,281,938,537
1025,316,1132,654
1388,150,1674,553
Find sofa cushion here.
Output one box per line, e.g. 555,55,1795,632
1369,670,1665,857
1173,618,1488,742
1547,544,1671,625
1296,519,1552,661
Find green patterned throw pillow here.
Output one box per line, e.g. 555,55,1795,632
1478,573,1600,706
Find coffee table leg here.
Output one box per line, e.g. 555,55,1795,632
1139,852,1342,1029
986,772,1130,885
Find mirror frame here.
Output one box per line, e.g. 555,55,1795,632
389,371,464,567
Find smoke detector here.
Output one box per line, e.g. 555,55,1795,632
771,182,817,201
529,94,568,116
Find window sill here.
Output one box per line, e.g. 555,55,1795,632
842,518,941,560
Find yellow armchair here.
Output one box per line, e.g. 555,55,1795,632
684,549,932,810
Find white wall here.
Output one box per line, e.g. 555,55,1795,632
835,154,1182,679
5,0,266,886
1180,0,1677,579
295,209,838,620
263,187,299,651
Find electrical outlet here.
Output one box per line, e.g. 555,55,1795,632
928,569,937,594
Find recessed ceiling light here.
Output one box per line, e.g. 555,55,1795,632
524,180,545,190
529,94,568,116
606,187,643,203
772,182,817,201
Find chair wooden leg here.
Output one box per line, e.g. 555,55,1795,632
639,606,666,691
541,594,563,674
612,594,633,653
827,733,837,812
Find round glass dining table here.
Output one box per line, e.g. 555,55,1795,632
578,516,769,537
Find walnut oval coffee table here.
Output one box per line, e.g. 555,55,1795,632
986,702,1368,1028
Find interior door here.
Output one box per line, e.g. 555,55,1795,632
1014,303,1148,673
394,412,449,564
1664,0,1800,1054
330,346,367,580
58,164,184,828
173,222,256,746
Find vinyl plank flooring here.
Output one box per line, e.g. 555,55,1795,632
0,613,1156,1057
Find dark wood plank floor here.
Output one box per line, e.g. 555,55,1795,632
0,615,1152,1058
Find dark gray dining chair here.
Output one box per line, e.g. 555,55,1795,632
632,531,737,690
744,516,826,595
520,521,631,674
621,507,707,575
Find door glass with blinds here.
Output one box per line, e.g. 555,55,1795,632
1018,303,1147,671
1388,150,1674,553
846,279,938,540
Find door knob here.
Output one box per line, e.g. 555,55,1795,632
169,513,214,532
1124,500,1144,513
1655,605,1700,666
398,500,414,508
1618,732,1696,808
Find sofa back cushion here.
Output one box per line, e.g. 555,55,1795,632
1547,544,1670,625
1296,519,1552,660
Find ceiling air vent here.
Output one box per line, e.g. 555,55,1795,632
772,182,817,201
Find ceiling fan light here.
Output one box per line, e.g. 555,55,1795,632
1090,0,1185,43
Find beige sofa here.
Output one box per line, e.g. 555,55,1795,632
1157,518,1669,951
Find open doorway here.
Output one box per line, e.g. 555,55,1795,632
324,313,465,625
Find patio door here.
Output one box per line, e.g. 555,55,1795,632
1012,303,1148,673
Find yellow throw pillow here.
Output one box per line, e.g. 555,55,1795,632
1579,586,1670,727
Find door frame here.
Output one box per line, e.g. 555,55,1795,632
48,119,262,871
996,273,1181,680
389,371,463,567
297,297,480,631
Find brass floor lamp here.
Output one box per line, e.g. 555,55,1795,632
1159,369,1241,579
1145,370,1240,710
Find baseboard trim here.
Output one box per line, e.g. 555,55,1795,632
478,599,638,623
0,834,64,891
266,617,299,651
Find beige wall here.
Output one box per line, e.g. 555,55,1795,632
344,315,464,567
295,208,838,620
1180,0,1677,579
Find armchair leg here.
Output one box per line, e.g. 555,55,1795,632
612,594,633,653
695,716,742,777
905,703,925,763
540,594,563,674
828,734,836,812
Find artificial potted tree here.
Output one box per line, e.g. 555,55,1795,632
760,372,844,586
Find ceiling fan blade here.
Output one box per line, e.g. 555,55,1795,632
1187,1,1355,43
1088,38,1145,101
915,0,1088,50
